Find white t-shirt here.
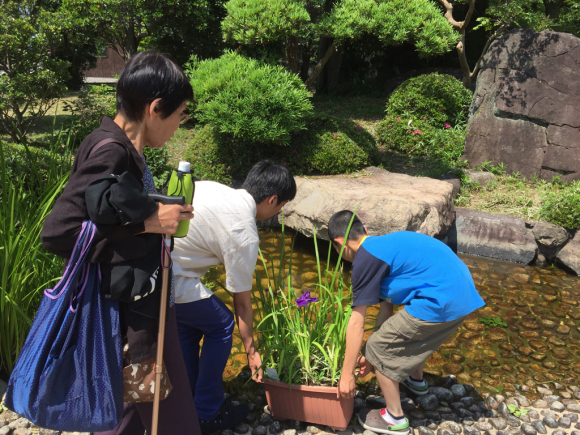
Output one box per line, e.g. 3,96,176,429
172,181,259,304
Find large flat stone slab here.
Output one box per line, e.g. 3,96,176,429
280,167,454,240
447,208,537,264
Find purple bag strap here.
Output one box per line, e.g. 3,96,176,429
88,138,118,158
44,221,97,301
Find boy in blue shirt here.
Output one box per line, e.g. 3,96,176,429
328,211,484,435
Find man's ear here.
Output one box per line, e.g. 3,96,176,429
364,226,369,235
268,194,278,206
334,236,345,247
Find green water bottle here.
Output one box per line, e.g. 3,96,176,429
167,161,195,238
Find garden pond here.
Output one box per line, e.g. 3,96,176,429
209,229,580,396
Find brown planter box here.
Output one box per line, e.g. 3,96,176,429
263,379,354,430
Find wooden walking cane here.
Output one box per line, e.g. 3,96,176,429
152,234,172,435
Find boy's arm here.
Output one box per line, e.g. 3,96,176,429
233,291,263,382
375,300,394,329
338,305,367,399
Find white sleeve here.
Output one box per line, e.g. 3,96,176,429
223,238,259,293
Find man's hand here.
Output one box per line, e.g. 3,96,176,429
247,351,263,382
144,203,194,234
355,355,373,378
337,372,356,399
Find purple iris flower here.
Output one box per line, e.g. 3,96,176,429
295,291,318,307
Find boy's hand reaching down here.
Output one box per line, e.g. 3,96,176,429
355,355,373,377
338,372,356,399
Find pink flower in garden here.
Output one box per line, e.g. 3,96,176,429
445,123,451,129
388,125,392,127
355,125,362,130
293,148,297,153
333,133,338,137
407,130,411,134
413,130,421,135
423,117,427,120
293,131,298,135
397,117,401,121
283,162,287,166
342,121,346,124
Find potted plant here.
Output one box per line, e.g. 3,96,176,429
252,217,355,430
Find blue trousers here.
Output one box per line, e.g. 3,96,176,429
176,295,235,420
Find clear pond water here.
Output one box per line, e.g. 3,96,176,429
210,229,580,394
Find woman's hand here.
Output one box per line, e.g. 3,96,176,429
143,203,194,234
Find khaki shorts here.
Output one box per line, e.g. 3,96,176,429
364,309,465,383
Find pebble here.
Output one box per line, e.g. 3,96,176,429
418,395,440,411
13,429,32,435
568,403,580,413
307,426,321,434
485,397,498,410
220,430,235,435
450,384,466,399
427,422,439,430
537,387,552,396
365,395,386,409
463,418,475,426
444,376,458,388
245,413,257,424
439,421,461,433
506,415,521,427
463,426,480,435
558,417,571,428
362,430,376,435
495,395,506,404
259,414,273,426
546,395,561,404
252,426,267,435
566,413,579,422
532,400,548,409
528,410,540,420
577,423,580,430
489,418,508,430
418,427,436,435
460,397,475,407
431,388,455,404
270,421,283,434
498,403,509,417
0,427,10,435
354,398,366,414
520,414,530,423
507,427,521,435
552,431,567,435
550,401,565,412
283,431,297,435
542,416,558,428
573,432,580,435
437,430,454,435
235,423,251,433
474,422,493,431
521,424,537,435
515,396,530,407
530,420,547,434
401,398,416,412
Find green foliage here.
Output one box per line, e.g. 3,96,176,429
253,215,354,386
143,147,172,190
185,52,313,144
63,84,117,141
476,161,506,176
0,131,73,373
222,0,310,44
473,0,554,34
479,315,508,329
539,181,580,229
185,116,378,182
385,73,472,127
0,1,71,142
507,404,529,418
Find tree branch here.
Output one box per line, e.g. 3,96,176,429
470,25,504,80
305,42,336,89
437,0,476,31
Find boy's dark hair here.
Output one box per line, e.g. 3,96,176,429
242,160,297,205
328,210,366,243
116,51,194,122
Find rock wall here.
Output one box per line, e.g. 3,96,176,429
465,29,580,181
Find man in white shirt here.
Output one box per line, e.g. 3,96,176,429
172,160,296,434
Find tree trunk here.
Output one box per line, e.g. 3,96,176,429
305,42,337,89
285,36,299,74
300,41,311,82
325,45,342,89
123,23,139,60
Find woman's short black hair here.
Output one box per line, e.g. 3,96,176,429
328,210,366,242
242,160,297,205
116,51,194,122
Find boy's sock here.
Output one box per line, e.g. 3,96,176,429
380,408,406,426
406,376,425,387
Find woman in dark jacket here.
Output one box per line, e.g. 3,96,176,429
41,51,200,435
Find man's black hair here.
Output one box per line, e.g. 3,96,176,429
242,160,297,205
328,210,366,243
116,51,194,122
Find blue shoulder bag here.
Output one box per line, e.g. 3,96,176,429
4,220,123,432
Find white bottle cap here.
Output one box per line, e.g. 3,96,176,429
178,161,191,172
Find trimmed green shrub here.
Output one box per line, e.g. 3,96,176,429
143,147,172,190
540,181,580,229
63,84,116,141
385,73,472,127
376,116,466,165
185,51,313,144
185,115,379,182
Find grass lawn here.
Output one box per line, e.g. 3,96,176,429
2,93,557,224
